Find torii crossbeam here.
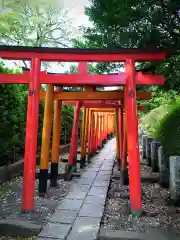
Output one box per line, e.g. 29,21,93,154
0,45,167,215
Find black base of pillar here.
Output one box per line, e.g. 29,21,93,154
21,209,36,214
73,156,77,165
87,154,93,163
160,181,169,189
102,139,106,147
121,168,129,185
50,162,58,187
80,156,86,168
147,157,151,167
64,164,76,181
38,169,48,196
116,157,121,170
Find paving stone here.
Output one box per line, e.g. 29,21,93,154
57,199,84,211
92,180,110,187
39,222,71,239
78,203,104,218
95,174,111,182
66,217,101,240
84,195,106,205
88,186,108,197
100,166,113,171
70,184,91,193
82,172,97,178
77,178,94,185
98,170,111,175
86,168,100,172
65,190,87,200
50,210,78,224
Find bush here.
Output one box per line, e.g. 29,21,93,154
0,62,79,167
155,104,180,157
140,105,171,138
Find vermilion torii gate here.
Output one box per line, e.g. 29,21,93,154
0,46,166,215
39,90,150,188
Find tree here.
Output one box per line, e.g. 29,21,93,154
85,0,180,49
81,0,180,90
0,1,73,48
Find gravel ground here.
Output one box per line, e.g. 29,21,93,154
101,162,180,234
0,175,73,225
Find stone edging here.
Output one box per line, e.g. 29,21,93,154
0,144,71,184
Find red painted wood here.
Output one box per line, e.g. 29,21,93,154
118,108,123,163
95,113,99,150
22,58,41,212
0,71,164,86
125,60,142,212
38,71,164,86
68,101,80,166
121,112,127,169
0,50,166,62
0,72,29,84
136,72,164,85
39,72,126,85
78,62,88,74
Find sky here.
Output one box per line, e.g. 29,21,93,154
47,0,92,73
2,0,121,90
60,0,92,28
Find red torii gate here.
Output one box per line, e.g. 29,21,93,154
0,46,166,215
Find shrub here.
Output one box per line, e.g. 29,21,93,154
155,104,180,157
140,105,171,138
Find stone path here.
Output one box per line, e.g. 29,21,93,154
38,138,116,240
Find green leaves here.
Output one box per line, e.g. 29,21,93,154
83,0,180,89
0,0,73,49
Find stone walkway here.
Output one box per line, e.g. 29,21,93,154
37,138,116,240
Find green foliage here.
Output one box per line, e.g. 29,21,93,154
61,105,74,144
85,0,180,49
83,0,180,89
140,105,172,138
0,62,75,166
155,104,180,156
0,62,27,165
0,1,72,48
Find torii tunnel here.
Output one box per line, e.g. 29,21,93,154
0,46,167,215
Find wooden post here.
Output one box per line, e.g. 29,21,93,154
125,59,142,214
92,111,96,153
121,111,129,185
22,57,41,212
95,112,99,150
80,107,86,168
119,108,124,163
68,101,80,168
115,108,120,167
102,113,105,145
51,87,62,187
99,113,102,147
39,84,53,195
84,108,89,158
